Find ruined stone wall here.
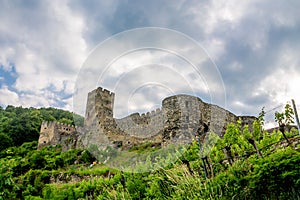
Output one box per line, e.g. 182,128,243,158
238,116,257,132
160,95,243,146
207,104,237,137
105,127,162,149
38,121,79,151
115,108,164,138
38,87,257,151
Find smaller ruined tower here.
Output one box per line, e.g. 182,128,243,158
38,121,78,151
38,121,56,148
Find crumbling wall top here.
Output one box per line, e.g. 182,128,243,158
41,121,77,134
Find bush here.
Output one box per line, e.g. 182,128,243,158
247,148,300,199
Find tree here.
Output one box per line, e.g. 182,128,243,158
58,118,73,125
0,133,13,152
7,111,42,146
242,108,266,158
256,107,265,138
275,103,294,144
222,121,253,165
0,105,83,147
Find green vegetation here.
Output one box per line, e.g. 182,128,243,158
275,103,295,144
0,105,300,199
0,105,84,147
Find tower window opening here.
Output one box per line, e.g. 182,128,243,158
185,101,189,108
186,116,189,123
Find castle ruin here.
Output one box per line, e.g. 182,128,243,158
38,121,81,151
38,87,256,151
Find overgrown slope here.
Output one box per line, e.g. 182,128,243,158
0,105,300,199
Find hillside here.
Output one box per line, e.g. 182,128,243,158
0,105,84,149
0,106,300,199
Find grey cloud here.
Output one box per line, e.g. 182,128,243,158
206,1,300,115
0,0,299,122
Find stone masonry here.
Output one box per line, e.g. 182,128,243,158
38,121,81,151
38,87,256,151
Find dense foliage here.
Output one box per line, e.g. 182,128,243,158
0,105,299,199
0,105,84,147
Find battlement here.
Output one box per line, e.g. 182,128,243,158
57,122,76,133
140,108,162,118
91,87,115,98
115,107,165,138
41,121,56,127
56,121,75,127
41,121,76,134
86,87,115,104
118,108,163,122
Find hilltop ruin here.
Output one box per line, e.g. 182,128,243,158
38,87,256,151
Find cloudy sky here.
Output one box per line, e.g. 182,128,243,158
0,0,299,126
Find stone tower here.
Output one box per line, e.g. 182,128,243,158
38,121,79,151
38,121,56,147
80,87,116,151
84,87,115,128
161,95,204,145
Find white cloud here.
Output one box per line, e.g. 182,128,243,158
259,69,300,106
73,29,224,117
0,0,88,109
61,96,73,111
0,0,299,126
0,47,15,71
0,84,70,109
0,86,19,106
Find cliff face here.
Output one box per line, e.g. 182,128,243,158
38,87,256,151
